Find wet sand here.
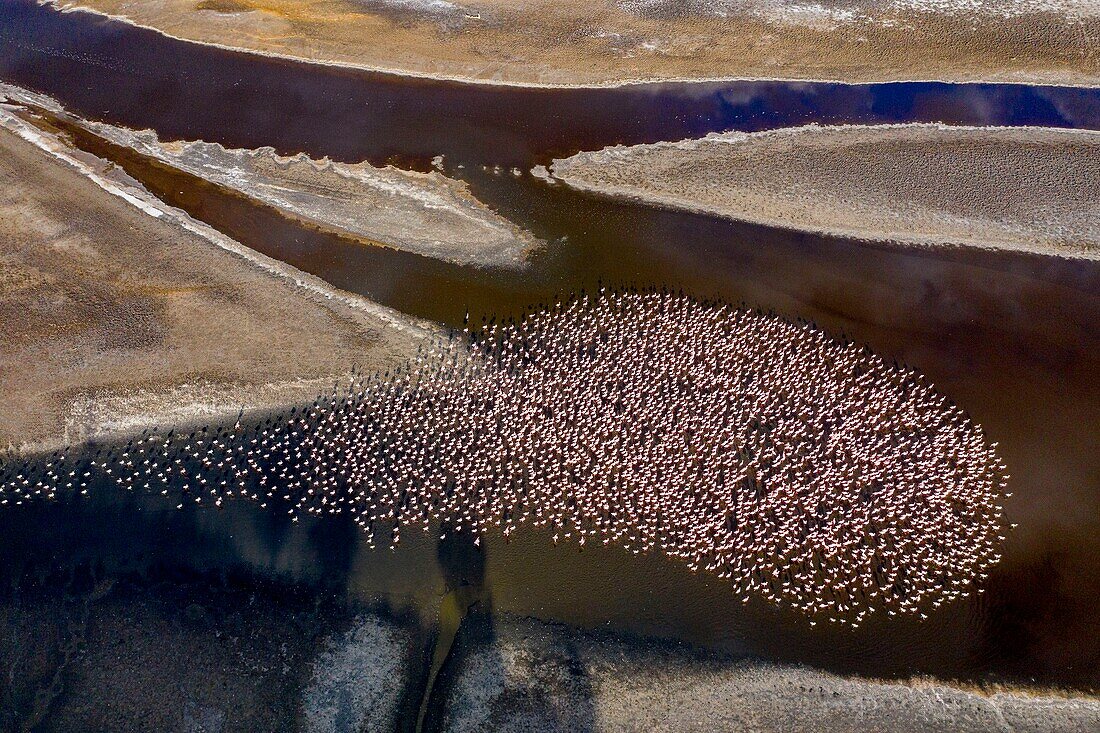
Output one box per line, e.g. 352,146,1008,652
41,0,1100,88
551,124,1100,260
0,561,428,732
72,117,539,268
11,544,1096,733
0,105,432,455
436,614,1100,732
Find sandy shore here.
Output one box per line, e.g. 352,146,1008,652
440,614,1100,732
0,100,436,455
550,123,1100,260
42,0,1100,88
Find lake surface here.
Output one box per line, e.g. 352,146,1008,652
2,0,1099,693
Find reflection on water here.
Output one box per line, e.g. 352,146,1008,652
415,527,489,733
0,0,1099,694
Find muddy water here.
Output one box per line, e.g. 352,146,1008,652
2,0,1100,691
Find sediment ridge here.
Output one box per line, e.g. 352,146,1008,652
0,82,538,269
77,122,539,269
550,123,1100,260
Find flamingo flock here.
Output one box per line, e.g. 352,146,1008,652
0,288,1009,625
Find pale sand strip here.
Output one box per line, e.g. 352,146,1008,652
550,123,1100,260
79,125,539,269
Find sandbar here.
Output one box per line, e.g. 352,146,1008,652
549,123,1100,260
79,123,539,269
0,84,537,268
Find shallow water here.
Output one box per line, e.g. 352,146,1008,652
1,0,1100,693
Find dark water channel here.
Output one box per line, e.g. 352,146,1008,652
2,0,1100,696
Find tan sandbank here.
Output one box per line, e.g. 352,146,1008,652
0,101,435,455
79,123,539,269
45,0,1100,87
549,123,1100,260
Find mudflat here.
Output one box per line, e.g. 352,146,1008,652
550,124,1100,259
439,614,1100,732
0,112,431,454
46,0,1100,87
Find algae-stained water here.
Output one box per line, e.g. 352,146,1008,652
1,0,1100,692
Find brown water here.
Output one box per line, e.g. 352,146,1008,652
2,0,1100,692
